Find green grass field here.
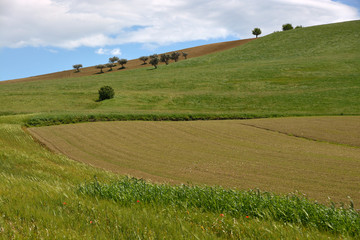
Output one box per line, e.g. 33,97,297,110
0,20,360,239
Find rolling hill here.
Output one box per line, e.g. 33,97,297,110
0,20,359,119
0,38,254,84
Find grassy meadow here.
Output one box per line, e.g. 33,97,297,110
0,20,360,239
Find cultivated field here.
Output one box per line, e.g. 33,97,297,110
29,117,360,206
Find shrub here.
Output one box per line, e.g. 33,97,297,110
139,56,149,64
118,59,128,69
170,52,180,62
98,86,115,101
149,56,159,69
109,56,119,63
106,63,116,71
160,54,170,65
282,23,294,31
73,64,83,72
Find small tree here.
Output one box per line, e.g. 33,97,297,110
98,86,115,101
118,59,128,69
160,54,170,65
73,64,83,72
252,28,262,38
295,25,303,29
109,56,119,64
149,56,159,69
282,23,293,31
95,64,106,73
182,52,188,59
139,56,149,64
170,52,180,62
106,63,116,71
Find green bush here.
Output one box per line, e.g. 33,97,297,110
98,86,115,101
282,23,294,31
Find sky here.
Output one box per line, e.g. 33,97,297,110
0,0,359,81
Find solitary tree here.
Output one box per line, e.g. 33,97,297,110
282,23,293,31
73,64,83,72
139,56,149,64
182,52,188,59
149,56,159,69
95,64,106,73
252,28,262,38
170,52,180,62
98,86,115,101
106,63,116,71
118,59,128,69
109,56,119,64
160,54,170,65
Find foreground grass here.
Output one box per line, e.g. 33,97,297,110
1,123,353,239
79,177,360,237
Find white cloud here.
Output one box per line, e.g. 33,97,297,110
95,48,122,55
0,0,358,49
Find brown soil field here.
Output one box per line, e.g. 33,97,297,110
1,38,254,84
241,116,360,147
28,118,360,206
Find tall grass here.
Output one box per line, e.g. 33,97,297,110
79,177,360,237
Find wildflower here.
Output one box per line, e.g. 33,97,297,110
246,216,249,218
137,200,140,203
220,214,224,217
90,221,93,224
63,202,66,205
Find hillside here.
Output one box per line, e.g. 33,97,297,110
0,20,359,118
1,38,254,84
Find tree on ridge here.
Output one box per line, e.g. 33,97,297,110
252,28,262,38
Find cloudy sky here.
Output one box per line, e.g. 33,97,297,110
0,0,359,81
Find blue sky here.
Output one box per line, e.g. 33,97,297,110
0,0,359,81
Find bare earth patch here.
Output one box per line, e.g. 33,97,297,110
28,118,360,206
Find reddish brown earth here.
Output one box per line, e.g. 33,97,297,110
1,38,255,84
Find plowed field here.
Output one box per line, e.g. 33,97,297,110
29,117,360,206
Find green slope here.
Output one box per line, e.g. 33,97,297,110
0,20,359,119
